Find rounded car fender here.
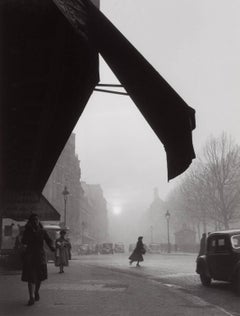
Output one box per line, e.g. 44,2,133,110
196,256,210,276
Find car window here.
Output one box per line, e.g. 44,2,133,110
208,238,217,253
231,235,240,249
208,236,229,253
217,237,228,252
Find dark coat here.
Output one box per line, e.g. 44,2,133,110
55,237,70,267
129,240,145,262
21,224,54,282
198,233,206,256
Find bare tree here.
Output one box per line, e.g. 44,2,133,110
201,133,240,229
165,172,206,240
165,187,190,230
179,165,210,235
166,133,240,233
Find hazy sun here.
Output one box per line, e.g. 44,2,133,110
112,206,122,215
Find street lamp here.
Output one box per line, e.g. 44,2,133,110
165,210,171,253
62,185,70,228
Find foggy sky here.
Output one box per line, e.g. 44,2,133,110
74,0,240,221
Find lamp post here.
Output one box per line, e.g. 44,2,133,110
165,210,171,253
62,186,69,228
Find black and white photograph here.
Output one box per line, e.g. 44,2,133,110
1,0,240,315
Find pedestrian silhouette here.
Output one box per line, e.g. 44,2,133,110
129,236,146,267
55,229,71,273
21,213,55,306
198,233,207,256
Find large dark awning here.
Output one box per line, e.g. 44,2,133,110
53,0,196,180
3,192,60,221
0,0,99,224
0,0,99,194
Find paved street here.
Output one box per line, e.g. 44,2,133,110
0,252,239,316
75,252,240,316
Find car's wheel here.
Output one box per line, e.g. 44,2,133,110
200,273,211,286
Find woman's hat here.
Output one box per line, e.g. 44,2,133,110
138,236,143,240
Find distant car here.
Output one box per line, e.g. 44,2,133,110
148,243,162,254
77,244,90,255
196,229,240,295
88,244,99,254
114,243,125,253
100,243,114,254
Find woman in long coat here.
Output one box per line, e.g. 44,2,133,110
21,213,55,305
129,236,145,267
55,230,71,273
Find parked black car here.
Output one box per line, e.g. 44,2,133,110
196,229,240,294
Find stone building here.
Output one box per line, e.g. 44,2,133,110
43,134,82,241
174,224,198,252
80,182,109,244
43,133,109,245
141,188,167,244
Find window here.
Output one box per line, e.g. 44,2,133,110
208,238,217,252
208,236,228,253
217,238,227,252
218,238,225,246
231,235,240,249
4,225,13,237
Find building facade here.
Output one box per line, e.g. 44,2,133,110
174,224,198,253
141,188,167,244
81,182,109,244
43,133,109,245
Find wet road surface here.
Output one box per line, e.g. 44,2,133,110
74,252,240,315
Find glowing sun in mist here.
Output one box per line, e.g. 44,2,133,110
112,206,122,215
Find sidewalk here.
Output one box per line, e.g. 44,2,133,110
0,259,230,316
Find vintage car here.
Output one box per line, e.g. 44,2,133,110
77,243,90,255
99,243,114,254
114,243,125,253
196,229,240,294
148,243,162,254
